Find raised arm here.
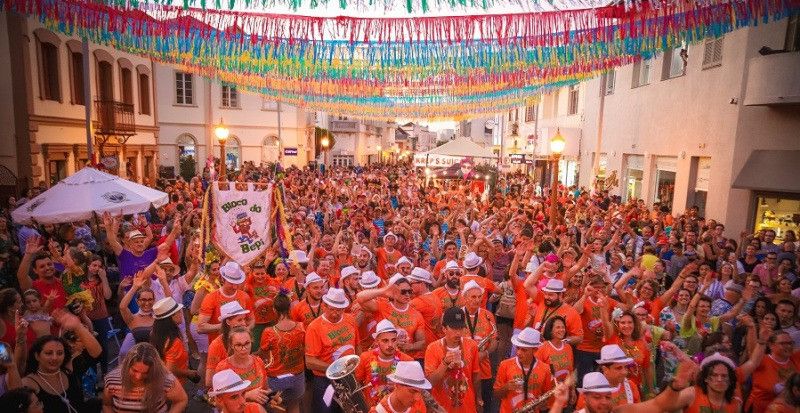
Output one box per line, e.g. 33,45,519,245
119,272,146,326
101,212,124,256
16,235,43,291
355,284,391,313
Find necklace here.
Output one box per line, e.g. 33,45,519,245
37,371,78,413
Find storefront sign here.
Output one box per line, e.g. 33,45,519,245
414,154,465,167
510,154,526,164
283,147,298,156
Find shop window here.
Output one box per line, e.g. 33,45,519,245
655,170,676,210
754,194,800,240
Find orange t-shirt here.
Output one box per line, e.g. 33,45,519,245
460,274,497,308
373,298,425,359
576,378,640,409
305,314,360,376
535,341,574,381
164,338,189,384
354,349,414,406
290,298,322,327
375,248,402,280
369,393,427,413
576,296,618,353
200,290,254,343
206,337,227,374
493,357,554,413
606,336,650,390
749,355,800,412
246,277,281,325
259,323,306,376
461,307,496,379
424,338,480,413
214,355,268,393
528,301,584,339
410,293,443,345
243,403,264,413
510,276,531,330
766,398,797,413
283,279,306,302
431,287,463,311
684,386,740,413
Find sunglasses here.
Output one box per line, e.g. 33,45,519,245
399,289,413,296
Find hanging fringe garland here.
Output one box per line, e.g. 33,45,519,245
5,0,798,118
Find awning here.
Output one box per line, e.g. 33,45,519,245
732,150,800,193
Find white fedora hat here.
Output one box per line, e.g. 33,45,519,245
396,257,413,267
153,297,183,320
444,260,461,271
219,300,250,321
577,372,618,394
304,272,325,288
383,232,398,242
541,279,566,293
372,319,398,339
461,280,484,294
388,273,406,286
220,262,246,285
359,271,381,289
510,327,543,348
463,252,484,270
387,361,432,390
408,267,433,284
596,344,634,365
340,266,360,282
209,369,252,397
322,288,350,309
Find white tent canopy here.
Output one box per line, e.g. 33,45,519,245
11,167,169,225
413,137,497,167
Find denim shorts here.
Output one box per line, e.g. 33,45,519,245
268,373,306,402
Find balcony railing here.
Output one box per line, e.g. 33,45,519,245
744,51,800,106
94,99,136,136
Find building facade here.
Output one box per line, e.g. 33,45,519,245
326,116,395,166
155,64,315,177
1,13,159,196
578,16,800,236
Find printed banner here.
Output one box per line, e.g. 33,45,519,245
213,183,273,266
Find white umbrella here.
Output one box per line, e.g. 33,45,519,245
11,167,169,225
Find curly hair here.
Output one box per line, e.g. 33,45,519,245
25,335,72,375
698,360,737,403
614,310,642,340
542,316,567,341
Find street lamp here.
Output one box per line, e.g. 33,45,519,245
377,145,382,163
549,129,565,228
320,133,330,168
214,118,229,179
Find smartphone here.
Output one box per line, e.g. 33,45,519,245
0,342,10,364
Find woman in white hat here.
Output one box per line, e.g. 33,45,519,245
370,361,431,413
494,327,554,413
205,301,251,390
214,327,272,405
149,297,200,384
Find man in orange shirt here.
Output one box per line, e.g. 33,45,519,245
461,252,498,308
461,280,497,410
433,241,459,280
290,273,326,327
526,279,583,347
494,327,554,413
396,256,413,277
370,361,431,413
409,267,443,359
573,276,618,384
356,276,427,359
198,262,254,344
210,369,274,413
424,306,481,413
576,344,640,410
431,261,464,310
305,288,360,413
354,319,414,406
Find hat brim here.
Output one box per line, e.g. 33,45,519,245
360,280,381,288
407,276,432,284
387,373,432,390
577,385,618,394
596,357,634,365
323,296,350,309
209,379,252,397
511,336,542,348
222,275,246,285
463,258,483,269
154,303,184,320
372,328,398,339
220,309,250,321
541,287,566,293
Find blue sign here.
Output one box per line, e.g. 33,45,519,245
283,147,298,156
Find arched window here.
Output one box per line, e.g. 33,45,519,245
94,49,115,101
118,58,133,105
225,136,241,170
33,29,61,102
176,133,196,159
262,136,280,164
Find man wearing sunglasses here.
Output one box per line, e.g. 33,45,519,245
356,275,427,359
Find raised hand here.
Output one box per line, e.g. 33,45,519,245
52,308,82,331
24,235,43,256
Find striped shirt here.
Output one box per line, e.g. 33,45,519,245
103,367,175,412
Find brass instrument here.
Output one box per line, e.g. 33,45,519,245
325,355,370,413
477,321,497,352
515,371,576,412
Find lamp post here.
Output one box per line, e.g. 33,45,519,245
214,118,230,179
377,145,382,163
320,134,330,169
549,129,566,228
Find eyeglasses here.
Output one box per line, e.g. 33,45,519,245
400,289,413,296
233,341,252,350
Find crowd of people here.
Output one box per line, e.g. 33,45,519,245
0,160,798,413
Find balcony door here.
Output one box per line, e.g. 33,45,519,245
98,61,113,101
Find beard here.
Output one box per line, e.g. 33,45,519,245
446,278,460,289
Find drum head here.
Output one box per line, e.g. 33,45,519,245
326,355,361,380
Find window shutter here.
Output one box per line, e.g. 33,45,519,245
712,38,724,64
